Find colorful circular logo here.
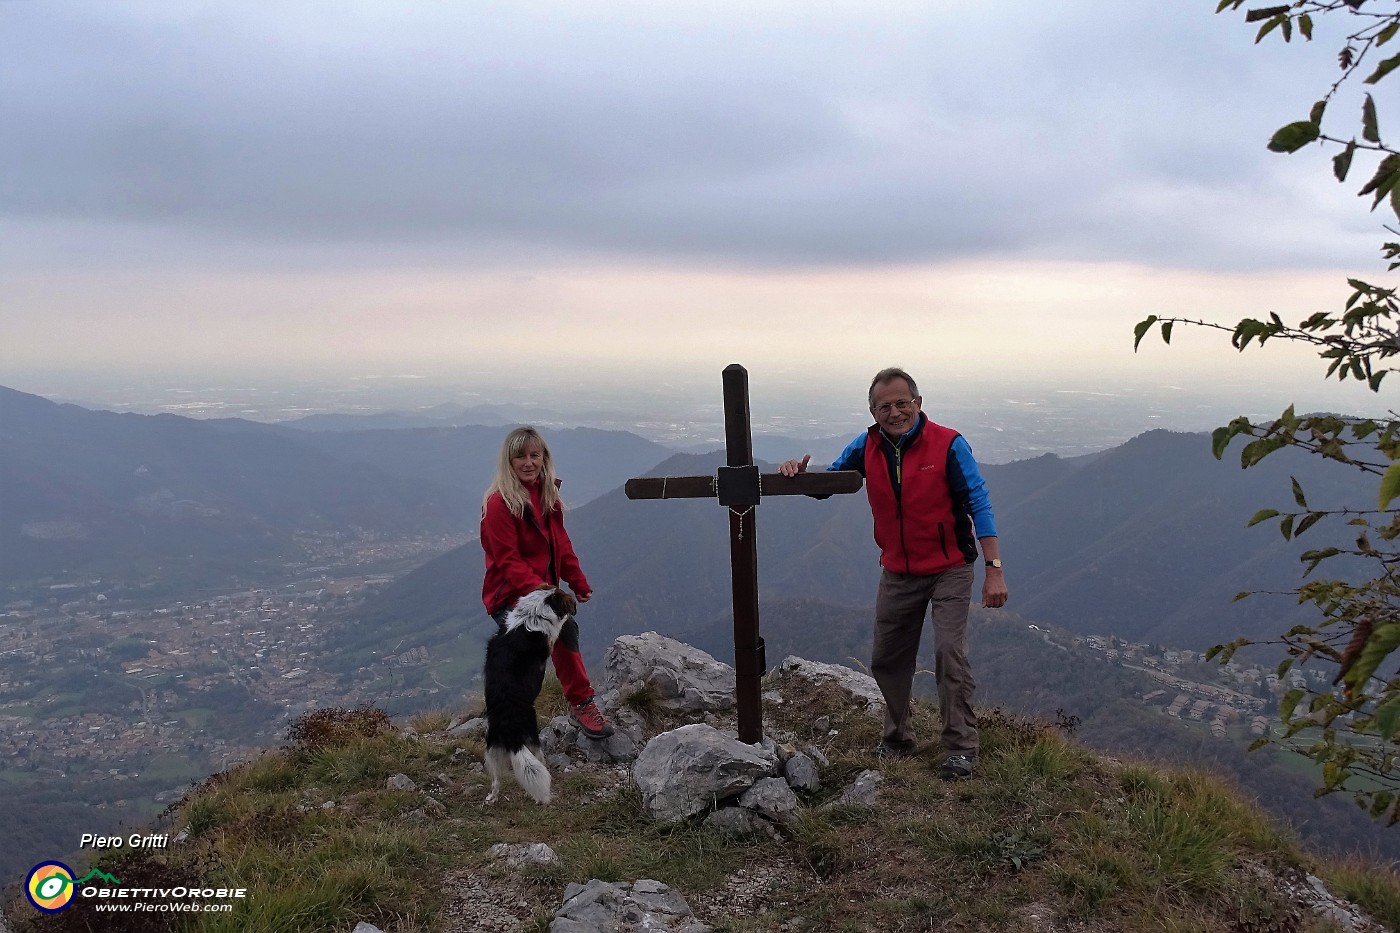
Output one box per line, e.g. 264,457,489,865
26,861,76,913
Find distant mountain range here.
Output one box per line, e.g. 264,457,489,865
280,401,564,432
5,379,1373,659
358,428,1372,664
282,423,672,507
0,386,672,584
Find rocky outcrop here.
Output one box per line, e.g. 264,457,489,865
631,723,777,823
776,655,884,717
599,632,736,714
550,879,711,933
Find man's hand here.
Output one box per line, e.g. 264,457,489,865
982,570,1008,609
779,454,811,477
575,591,591,603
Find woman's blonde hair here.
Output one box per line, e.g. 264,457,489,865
483,426,563,518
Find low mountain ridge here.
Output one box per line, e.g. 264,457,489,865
360,429,1368,664
0,386,674,585
0,386,476,582
285,423,673,507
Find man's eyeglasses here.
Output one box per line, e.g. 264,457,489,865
872,399,916,416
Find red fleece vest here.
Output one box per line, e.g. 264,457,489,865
863,420,970,575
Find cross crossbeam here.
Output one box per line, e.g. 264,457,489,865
623,364,862,743
624,471,864,501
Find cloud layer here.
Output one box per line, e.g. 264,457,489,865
1,2,1375,272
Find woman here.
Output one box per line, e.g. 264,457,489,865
480,425,614,738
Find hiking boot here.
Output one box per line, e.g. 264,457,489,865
569,698,615,739
875,741,916,760
939,754,975,780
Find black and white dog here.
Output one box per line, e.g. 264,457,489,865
483,586,578,805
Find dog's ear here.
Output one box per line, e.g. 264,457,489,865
548,589,578,620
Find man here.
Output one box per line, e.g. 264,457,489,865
780,367,1007,779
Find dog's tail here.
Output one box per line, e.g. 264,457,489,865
511,747,552,804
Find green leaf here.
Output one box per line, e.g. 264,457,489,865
1334,140,1357,182
1342,623,1400,698
1364,52,1400,85
1379,461,1400,509
1358,154,1400,207
1160,321,1173,345
1248,737,1269,751
1291,476,1307,508
1295,511,1325,537
1209,638,1248,665
1309,99,1326,124
1280,513,1295,540
1373,695,1400,741
1244,5,1289,23
1380,23,1400,47
1255,15,1282,43
1267,120,1320,153
1298,13,1312,40
1133,315,1158,351
1248,508,1281,527
1279,687,1306,722
1363,94,1380,144
1211,425,1239,460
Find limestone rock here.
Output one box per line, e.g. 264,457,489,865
488,842,559,868
702,807,781,841
783,752,821,792
551,879,711,932
575,729,640,764
777,656,883,718
825,769,884,808
600,633,736,713
447,717,487,739
738,776,800,824
632,723,777,823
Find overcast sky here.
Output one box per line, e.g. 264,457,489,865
1,1,1392,417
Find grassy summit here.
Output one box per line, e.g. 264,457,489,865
7,665,1400,932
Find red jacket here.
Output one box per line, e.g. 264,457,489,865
480,481,591,615
863,419,976,575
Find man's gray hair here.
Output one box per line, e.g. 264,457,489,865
868,368,920,407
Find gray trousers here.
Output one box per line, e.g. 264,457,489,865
872,563,978,755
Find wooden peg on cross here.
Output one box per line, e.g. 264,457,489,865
624,364,862,744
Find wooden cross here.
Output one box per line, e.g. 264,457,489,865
624,364,862,743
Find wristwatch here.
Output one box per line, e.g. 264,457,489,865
984,559,1003,569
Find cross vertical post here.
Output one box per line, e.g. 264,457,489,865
723,364,764,743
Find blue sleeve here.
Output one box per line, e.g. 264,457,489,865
947,436,997,537
826,434,867,475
